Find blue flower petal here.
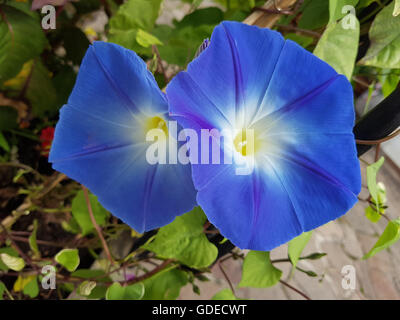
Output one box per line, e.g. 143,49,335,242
167,21,361,250
50,42,196,233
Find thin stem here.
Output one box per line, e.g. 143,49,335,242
279,279,311,300
81,185,113,264
356,129,400,145
275,24,320,38
152,45,169,84
126,259,173,285
218,261,235,295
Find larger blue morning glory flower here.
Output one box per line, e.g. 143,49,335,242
49,42,196,233
166,21,361,251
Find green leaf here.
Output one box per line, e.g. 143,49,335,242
105,282,144,300
0,281,5,300
288,231,312,269
238,251,282,288
55,249,80,272
360,2,400,68
314,18,360,79
298,0,330,30
329,0,359,23
301,252,327,260
365,181,386,223
0,253,25,271
108,0,163,53
62,27,91,65
136,28,163,48
394,0,400,17
174,7,224,28
79,281,97,297
143,207,218,268
71,269,111,282
0,4,47,82
212,288,238,300
0,107,18,131
380,72,400,97
0,131,10,152
285,33,314,48
141,268,188,300
367,156,385,208
365,206,382,223
29,219,40,258
26,61,58,117
52,66,77,108
23,276,39,298
71,190,108,236
153,24,214,66
363,218,400,259
0,247,18,271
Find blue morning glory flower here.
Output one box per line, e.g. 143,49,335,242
166,21,361,251
49,42,196,233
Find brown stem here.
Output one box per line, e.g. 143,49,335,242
126,259,173,285
356,129,400,145
81,186,113,264
279,279,311,300
275,24,321,38
0,222,36,270
218,261,235,295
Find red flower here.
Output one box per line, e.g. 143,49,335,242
40,127,55,157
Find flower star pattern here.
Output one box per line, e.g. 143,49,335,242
167,21,361,250
50,42,196,233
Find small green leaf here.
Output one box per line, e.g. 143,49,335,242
380,72,400,97
79,281,97,297
143,207,218,268
367,156,385,209
212,288,238,300
55,249,80,272
0,132,10,152
29,219,40,258
394,0,400,17
0,253,25,271
301,252,327,260
0,247,18,271
363,218,400,259
288,231,312,269
71,269,110,282
0,4,47,82
314,18,360,79
0,281,5,300
105,282,144,300
141,268,188,300
238,251,282,288
360,2,400,68
108,0,163,53
136,29,163,48
71,190,108,236
23,276,39,298
365,206,382,223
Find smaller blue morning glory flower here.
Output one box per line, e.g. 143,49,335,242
166,21,361,251
49,42,196,233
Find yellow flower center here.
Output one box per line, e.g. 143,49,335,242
233,129,260,156
145,116,168,137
